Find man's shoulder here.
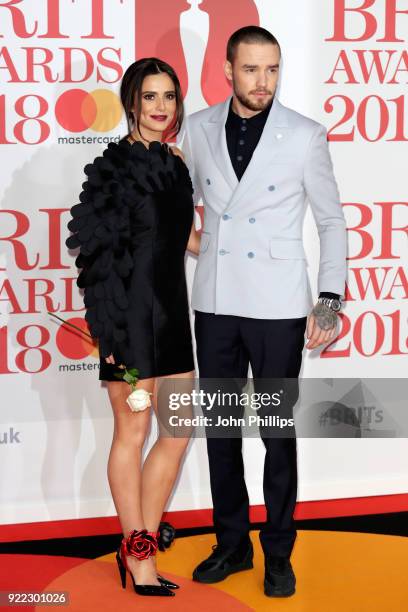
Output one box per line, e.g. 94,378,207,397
185,100,227,126
279,101,324,134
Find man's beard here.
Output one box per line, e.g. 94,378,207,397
234,86,273,112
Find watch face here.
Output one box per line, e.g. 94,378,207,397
331,299,341,312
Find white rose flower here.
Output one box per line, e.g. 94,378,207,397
126,388,152,412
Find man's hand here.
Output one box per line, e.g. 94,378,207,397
305,302,338,349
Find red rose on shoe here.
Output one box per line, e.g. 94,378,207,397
125,529,158,560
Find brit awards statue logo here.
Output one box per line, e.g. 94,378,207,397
135,0,260,113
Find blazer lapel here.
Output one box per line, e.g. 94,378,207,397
201,97,238,193
225,98,293,212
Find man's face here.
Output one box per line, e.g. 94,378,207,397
224,42,280,112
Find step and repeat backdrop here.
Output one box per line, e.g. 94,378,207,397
0,1,407,523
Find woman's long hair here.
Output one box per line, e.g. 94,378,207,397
120,57,184,142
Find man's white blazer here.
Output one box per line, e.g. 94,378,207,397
179,97,347,319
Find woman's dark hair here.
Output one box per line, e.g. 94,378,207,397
120,57,184,141
227,26,281,64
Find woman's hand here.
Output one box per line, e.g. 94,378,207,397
187,221,201,256
105,354,115,364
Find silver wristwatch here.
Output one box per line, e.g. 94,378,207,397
317,297,342,312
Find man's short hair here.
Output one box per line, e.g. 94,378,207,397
227,26,281,63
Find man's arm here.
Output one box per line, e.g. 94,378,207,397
303,124,347,348
304,124,347,297
176,120,202,255
177,116,203,205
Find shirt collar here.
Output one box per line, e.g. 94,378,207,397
227,97,273,128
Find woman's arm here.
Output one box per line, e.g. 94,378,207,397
171,146,201,256
187,220,201,256
66,151,133,367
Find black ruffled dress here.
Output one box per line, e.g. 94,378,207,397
66,139,195,381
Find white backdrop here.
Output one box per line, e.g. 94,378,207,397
0,0,407,524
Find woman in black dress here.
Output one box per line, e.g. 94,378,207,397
66,58,200,597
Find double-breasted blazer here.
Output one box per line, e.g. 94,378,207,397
179,97,347,319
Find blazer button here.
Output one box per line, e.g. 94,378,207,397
222,214,230,220
219,249,227,255
268,185,275,191
247,252,255,259
206,178,211,185
249,217,256,223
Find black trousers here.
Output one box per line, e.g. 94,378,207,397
194,310,307,557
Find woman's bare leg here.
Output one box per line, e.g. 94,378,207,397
141,371,194,534
106,377,159,585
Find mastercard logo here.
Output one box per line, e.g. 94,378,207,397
55,89,122,133
55,317,99,360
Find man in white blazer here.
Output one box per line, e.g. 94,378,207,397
179,26,347,597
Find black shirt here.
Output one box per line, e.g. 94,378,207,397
225,98,272,181
225,98,340,302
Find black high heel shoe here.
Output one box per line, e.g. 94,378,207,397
157,574,179,589
156,522,179,589
116,529,174,597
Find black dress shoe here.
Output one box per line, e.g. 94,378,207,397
158,522,176,552
193,540,253,584
264,554,296,597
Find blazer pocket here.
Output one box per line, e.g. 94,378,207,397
200,231,211,253
269,238,306,260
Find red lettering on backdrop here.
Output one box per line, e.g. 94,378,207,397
372,202,408,259
345,267,408,301
23,47,57,83
327,0,378,41
326,50,360,84
384,267,408,298
352,267,395,299
378,0,408,42
343,202,408,260
0,47,21,81
0,210,39,270
388,50,408,83
26,278,59,313
0,279,24,313
96,48,122,83
355,50,397,83
0,0,37,38
327,0,408,43
60,278,85,313
37,0,69,39
135,0,259,105
81,0,121,39
60,48,94,83
39,208,70,270
0,0,123,39
343,202,374,259
0,209,70,271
